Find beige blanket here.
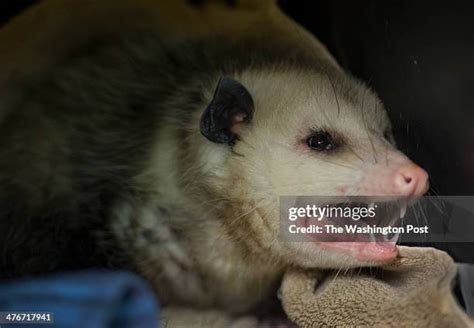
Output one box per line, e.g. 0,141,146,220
281,246,473,327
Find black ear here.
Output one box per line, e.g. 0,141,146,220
200,76,254,145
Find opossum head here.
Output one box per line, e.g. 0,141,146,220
197,68,429,269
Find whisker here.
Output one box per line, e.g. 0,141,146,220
325,72,341,117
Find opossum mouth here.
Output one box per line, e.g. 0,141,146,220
318,240,398,263
300,200,409,262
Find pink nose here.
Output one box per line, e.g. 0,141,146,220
393,163,429,198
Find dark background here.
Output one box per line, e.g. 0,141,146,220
1,0,473,261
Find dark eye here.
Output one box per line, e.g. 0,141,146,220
307,131,335,151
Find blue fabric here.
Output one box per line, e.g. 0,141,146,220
0,270,160,328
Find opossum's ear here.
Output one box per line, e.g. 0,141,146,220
200,77,254,145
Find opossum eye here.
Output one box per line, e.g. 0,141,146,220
200,76,254,145
307,131,335,151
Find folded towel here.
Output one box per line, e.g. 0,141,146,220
0,270,159,328
281,246,474,327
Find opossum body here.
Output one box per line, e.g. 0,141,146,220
0,0,428,317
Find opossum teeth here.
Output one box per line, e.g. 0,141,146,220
369,231,376,243
389,231,401,243
399,202,407,219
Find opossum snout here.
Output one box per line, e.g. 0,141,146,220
360,153,429,199
393,163,429,198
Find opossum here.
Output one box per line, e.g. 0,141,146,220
0,0,429,325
